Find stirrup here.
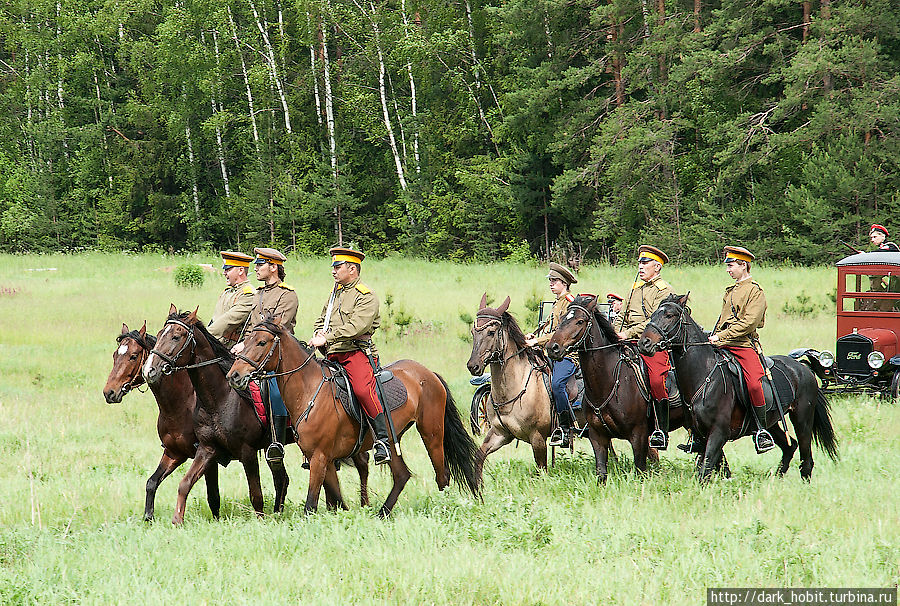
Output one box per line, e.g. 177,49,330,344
754,430,775,454
649,429,668,450
677,437,703,454
373,440,391,465
548,427,567,447
266,441,285,463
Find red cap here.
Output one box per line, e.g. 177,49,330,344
606,292,623,301
871,224,889,237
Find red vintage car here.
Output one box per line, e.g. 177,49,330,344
792,251,900,398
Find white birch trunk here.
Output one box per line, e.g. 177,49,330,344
400,0,420,174
320,18,341,245
305,10,323,126
205,30,231,199
248,0,292,133
369,3,407,191
183,115,202,228
55,0,68,157
227,6,262,157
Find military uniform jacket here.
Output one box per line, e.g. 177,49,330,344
242,282,299,338
612,276,673,340
712,278,766,348
314,277,380,355
534,291,578,361
208,280,255,346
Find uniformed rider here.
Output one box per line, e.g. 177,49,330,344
231,247,299,462
613,245,676,450
708,246,775,454
309,247,392,465
526,262,579,448
606,292,623,324
207,251,255,349
869,224,900,252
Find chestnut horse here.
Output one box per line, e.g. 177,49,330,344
226,317,480,517
638,294,839,482
465,295,607,485
103,322,216,522
143,306,291,525
546,295,676,482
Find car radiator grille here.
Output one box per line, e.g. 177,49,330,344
836,335,873,375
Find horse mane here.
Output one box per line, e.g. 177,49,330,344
661,293,706,340
117,329,157,350
168,310,236,377
502,311,548,367
572,295,620,344
256,315,316,359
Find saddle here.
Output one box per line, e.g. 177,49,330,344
720,350,795,417
542,365,586,411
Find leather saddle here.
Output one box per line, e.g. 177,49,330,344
719,351,795,416
322,360,408,426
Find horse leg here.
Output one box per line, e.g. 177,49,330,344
144,451,186,522
630,432,651,478
529,430,548,472
699,430,728,483
352,452,370,507
173,447,216,526
241,451,265,517
416,411,450,490
305,452,328,515
266,458,289,514
377,444,411,519
322,462,348,511
204,462,220,519
587,425,611,483
474,428,513,488
769,424,797,478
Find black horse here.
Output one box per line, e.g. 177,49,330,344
638,294,839,482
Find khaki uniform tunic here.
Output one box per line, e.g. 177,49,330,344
314,277,380,355
208,280,255,347
241,282,299,338
534,291,578,361
612,276,674,339
712,278,766,348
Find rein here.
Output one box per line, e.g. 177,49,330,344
150,318,224,375
234,324,317,380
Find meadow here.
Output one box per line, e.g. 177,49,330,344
0,252,897,605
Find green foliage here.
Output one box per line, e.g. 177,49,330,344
173,263,205,288
781,291,829,319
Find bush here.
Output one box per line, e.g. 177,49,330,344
174,264,205,289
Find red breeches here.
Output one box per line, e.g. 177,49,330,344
328,350,383,417
723,346,766,409
640,349,671,402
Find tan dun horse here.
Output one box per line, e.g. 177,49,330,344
227,316,480,517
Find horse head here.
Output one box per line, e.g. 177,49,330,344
467,294,511,376
227,315,285,389
143,304,200,386
104,321,151,403
638,293,690,355
546,295,598,361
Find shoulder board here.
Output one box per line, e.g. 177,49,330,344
655,279,669,290
355,283,371,295
565,293,575,302
278,283,295,291
242,284,255,295
750,280,763,290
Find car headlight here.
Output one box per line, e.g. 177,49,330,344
867,351,885,369
818,350,835,368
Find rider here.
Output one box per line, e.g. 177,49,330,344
309,247,392,465
606,292,623,324
207,251,255,349
231,247,299,462
526,262,579,448
869,224,900,252
708,245,775,454
613,245,676,450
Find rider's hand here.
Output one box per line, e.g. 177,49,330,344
231,341,245,354
708,333,720,344
524,337,538,347
616,331,628,340
309,334,327,348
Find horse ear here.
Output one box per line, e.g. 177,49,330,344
497,296,510,315
479,292,487,310
187,306,199,322
169,303,178,316
679,292,690,306
139,321,146,337
121,323,129,335
272,316,283,326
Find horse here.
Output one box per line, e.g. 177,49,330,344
226,316,480,517
637,293,839,482
142,306,291,525
103,322,217,522
465,294,607,485
545,295,677,482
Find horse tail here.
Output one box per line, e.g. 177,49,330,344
812,387,839,461
435,373,481,497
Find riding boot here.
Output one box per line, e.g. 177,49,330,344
266,415,289,463
369,412,392,465
649,399,669,450
549,409,573,447
751,405,775,454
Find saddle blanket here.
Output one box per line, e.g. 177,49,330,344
328,362,408,426
247,381,267,425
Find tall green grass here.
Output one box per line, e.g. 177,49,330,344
0,253,896,605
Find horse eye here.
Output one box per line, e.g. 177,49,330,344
257,340,266,346
130,354,138,360
488,330,495,337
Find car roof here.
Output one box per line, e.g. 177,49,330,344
837,252,900,267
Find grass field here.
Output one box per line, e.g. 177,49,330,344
0,253,897,605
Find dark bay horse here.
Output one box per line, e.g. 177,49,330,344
143,306,290,525
465,295,605,485
638,294,839,482
226,317,480,517
103,322,217,522
546,295,675,482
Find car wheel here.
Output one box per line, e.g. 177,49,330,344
891,372,900,401
470,384,492,435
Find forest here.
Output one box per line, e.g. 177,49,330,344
0,0,897,262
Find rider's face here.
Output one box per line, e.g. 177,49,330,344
223,266,245,287
332,261,356,285
255,262,275,282
870,230,885,246
726,260,749,281
638,260,661,282
549,278,566,296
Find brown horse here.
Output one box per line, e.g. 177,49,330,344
226,316,480,517
546,295,677,482
103,322,217,522
465,295,607,485
142,306,291,525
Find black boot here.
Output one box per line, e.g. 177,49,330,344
751,405,775,454
549,409,573,447
649,399,670,450
370,412,392,465
266,415,289,463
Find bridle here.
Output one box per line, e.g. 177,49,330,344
643,301,688,353
115,336,149,395
149,318,223,375
233,323,316,380
473,314,513,366
560,304,595,353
